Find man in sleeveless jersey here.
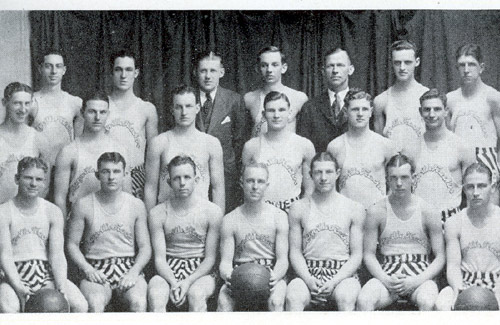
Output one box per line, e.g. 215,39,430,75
217,163,289,311
447,43,500,204
244,46,308,137
285,152,364,311
0,157,87,312
66,152,151,312
436,163,500,310
327,88,397,209
148,155,222,311
414,89,475,221
0,82,46,204
106,49,159,200
144,84,225,213
374,40,429,160
242,91,315,213
356,154,445,311
54,91,131,219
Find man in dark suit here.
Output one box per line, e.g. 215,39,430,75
194,51,251,213
297,48,355,152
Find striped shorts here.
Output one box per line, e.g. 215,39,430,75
476,147,500,187
1,260,54,292
88,256,137,289
306,259,359,283
462,270,498,291
166,256,203,281
234,258,275,273
382,254,429,276
441,206,460,223
131,164,146,200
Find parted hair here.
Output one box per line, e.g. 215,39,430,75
167,155,197,176
385,153,416,175
419,88,447,107
455,43,483,63
4,82,33,102
257,46,287,64
463,162,492,183
344,88,373,108
97,152,127,171
263,91,290,109
17,156,48,176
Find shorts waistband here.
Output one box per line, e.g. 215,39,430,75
306,259,348,269
87,256,135,264
383,254,429,263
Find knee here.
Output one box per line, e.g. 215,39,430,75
0,299,20,313
128,293,147,312
335,292,357,311
268,294,285,312
188,288,209,312
285,290,307,311
70,297,89,313
216,287,233,312
356,290,375,311
86,295,107,313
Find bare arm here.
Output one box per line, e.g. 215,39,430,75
144,136,163,212
66,199,94,276
301,139,316,196
444,217,463,295
209,138,226,214
145,103,159,141
73,97,84,138
488,91,500,156
48,206,68,292
373,94,386,135
126,201,151,277
445,93,454,131
219,216,236,283
241,139,256,166
272,211,289,282
53,145,75,219
149,205,177,285
288,201,311,281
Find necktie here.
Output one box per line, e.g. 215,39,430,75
332,93,346,127
202,92,212,126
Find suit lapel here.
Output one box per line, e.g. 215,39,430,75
207,87,230,133
195,92,207,133
317,92,336,124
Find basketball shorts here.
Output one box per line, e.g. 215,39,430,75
381,254,430,277
265,195,300,213
234,258,275,273
462,270,498,291
306,259,359,284
131,164,146,200
166,256,217,281
88,256,140,289
441,206,461,223
0,260,54,292
476,147,500,187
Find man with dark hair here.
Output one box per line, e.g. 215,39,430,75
297,48,355,152
67,152,151,312
245,46,308,137
144,84,225,213
374,40,429,160
194,50,250,213
106,49,159,200
0,157,88,313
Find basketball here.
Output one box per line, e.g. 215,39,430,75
24,288,70,313
454,286,499,311
231,263,271,303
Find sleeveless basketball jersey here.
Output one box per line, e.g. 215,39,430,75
105,97,148,168
83,193,137,260
32,91,80,166
302,197,352,261
382,87,426,159
379,197,430,256
157,131,210,203
231,206,280,264
254,134,303,204
338,134,386,208
414,133,462,211
459,208,500,273
0,128,38,204
0,198,50,262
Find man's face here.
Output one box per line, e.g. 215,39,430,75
311,160,338,193
463,171,493,208
420,97,447,130
197,58,224,93
263,98,289,131
172,92,199,127
96,161,125,192
346,98,372,129
391,49,419,82
241,166,269,203
387,163,413,197
168,163,198,198
323,51,354,91
39,54,66,86
15,167,46,199
258,51,287,85
82,100,109,132
3,91,32,124
112,56,138,91
457,55,484,85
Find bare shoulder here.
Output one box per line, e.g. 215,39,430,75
341,195,365,221
44,199,64,217
202,199,223,219
284,86,308,103
149,201,167,220
57,141,78,162
446,88,460,103
374,90,389,111
125,192,146,211
72,194,93,217
244,90,259,105
485,85,500,105
266,204,288,225
444,210,463,236
205,133,223,150
367,197,386,221
243,137,259,153
289,197,309,221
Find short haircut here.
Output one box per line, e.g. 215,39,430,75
194,50,224,69
263,91,290,109
4,82,33,102
241,162,269,180
257,46,286,64
455,43,483,63
38,48,65,65
344,88,373,109
167,155,197,176
419,88,447,107
82,90,109,112
463,162,492,183
172,84,196,99
310,152,339,171
97,152,126,171
110,49,140,70
390,39,418,58
17,156,48,175
385,153,416,175
323,47,351,66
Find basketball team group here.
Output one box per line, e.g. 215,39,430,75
1,39,499,312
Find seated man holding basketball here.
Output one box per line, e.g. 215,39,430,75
285,152,365,311
0,157,88,313
217,163,289,311
147,155,222,312
435,163,500,310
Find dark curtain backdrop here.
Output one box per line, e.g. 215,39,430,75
29,10,500,132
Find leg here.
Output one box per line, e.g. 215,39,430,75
41,280,88,313
120,276,148,312
285,278,312,311
187,275,216,312
356,278,397,311
268,279,287,312
410,279,439,311
216,284,235,312
435,286,455,311
0,282,21,313
79,279,112,313
333,277,361,311
147,275,171,312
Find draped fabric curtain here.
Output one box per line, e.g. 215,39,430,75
29,11,500,132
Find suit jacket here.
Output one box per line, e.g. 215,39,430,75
296,92,348,153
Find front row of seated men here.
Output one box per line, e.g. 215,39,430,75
0,151,498,312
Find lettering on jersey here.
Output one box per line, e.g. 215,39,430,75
105,119,142,149
160,153,207,183
11,227,48,247
166,226,206,244
302,222,350,250
379,230,430,252
339,167,385,195
385,117,423,138
462,240,500,261
85,223,134,251
265,196,299,212
252,116,266,137
0,154,25,178
455,111,488,138
264,158,298,186
69,166,95,199
235,232,274,259
413,164,458,194
34,115,74,141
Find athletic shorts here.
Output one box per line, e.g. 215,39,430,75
265,195,300,213
462,270,498,291
306,259,359,283
476,147,500,187
0,260,54,292
88,256,140,289
166,255,217,281
131,164,146,200
381,254,430,277
234,258,275,273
